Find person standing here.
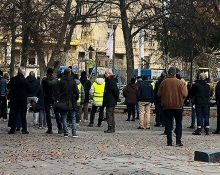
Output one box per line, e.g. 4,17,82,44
74,74,85,124
137,75,154,129
26,71,40,126
0,70,8,122
123,78,138,121
158,67,187,146
80,71,91,122
42,68,62,134
89,75,105,127
191,73,211,135
57,68,79,137
154,72,166,127
135,76,142,119
213,79,220,134
7,67,30,134
103,69,119,133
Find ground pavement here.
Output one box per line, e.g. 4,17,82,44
0,112,220,175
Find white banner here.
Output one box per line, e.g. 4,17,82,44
106,31,113,58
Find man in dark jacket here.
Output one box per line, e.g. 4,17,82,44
7,67,30,134
103,69,119,133
191,73,211,135
213,80,220,134
57,68,79,137
80,71,91,122
123,78,137,121
26,71,40,125
154,72,166,127
0,70,8,122
135,76,142,119
42,68,62,134
137,75,154,129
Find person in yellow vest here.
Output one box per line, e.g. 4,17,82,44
88,75,105,127
73,74,85,124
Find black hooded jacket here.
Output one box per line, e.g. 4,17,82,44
26,75,40,97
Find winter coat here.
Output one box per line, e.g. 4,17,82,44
158,76,188,109
80,77,91,103
103,75,119,107
135,79,143,90
137,80,154,103
7,73,30,106
75,79,85,105
154,77,164,105
90,78,105,106
26,75,40,97
0,76,8,96
58,75,79,110
215,81,220,105
36,85,45,110
42,76,59,104
191,80,210,107
123,83,138,104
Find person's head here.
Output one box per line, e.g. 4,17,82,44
199,73,206,80
160,71,166,79
168,67,176,76
64,68,71,76
0,70,3,77
47,68,54,76
142,75,148,81
136,76,142,81
73,74,79,80
18,67,25,76
3,72,9,80
81,71,87,78
176,73,181,80
29,71,35,77
130,78,136,84
104,68,113,78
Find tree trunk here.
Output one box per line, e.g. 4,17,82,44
20,0,31,67
31,32,47,78
64,24,76,52
9,27,16,77
119,0,134,82
47,0,72,68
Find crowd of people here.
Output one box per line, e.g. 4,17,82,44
0,66,219,146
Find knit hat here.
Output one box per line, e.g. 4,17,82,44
168,67,176,76
47,68,54,75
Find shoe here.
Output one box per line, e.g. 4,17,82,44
58,129,63,134
192,129,201,135
88,123,93,127
131,118,135,121
176,143,183,147
212,130,220,134
126,119,130,121
187,126,195,129
104,130,113,133
46,130,53,134
16,128,20,132
22,130,29,134
137,126,144,129
154,124,161,127
64,133,68,137
146,127,150,130
72,135,78,138
8,129,15,134
167,143,173,146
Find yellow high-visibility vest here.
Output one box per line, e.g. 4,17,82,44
77,83,82,103
151,81,155,90
93,82,105,103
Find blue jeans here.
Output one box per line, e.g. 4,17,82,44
61,110,77,135
195,106,209,129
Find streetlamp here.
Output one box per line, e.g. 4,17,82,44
112,24,117,74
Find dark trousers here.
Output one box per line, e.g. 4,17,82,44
0,96,7,119
127,103,135,120
106,107,115,130
45,103,62,131
155,104,164,126
164,109,183,145
195,106,209,129
9,104,27,131
89,106,104,125
136,103,139,119
216,105,220,131
76,105,82,123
